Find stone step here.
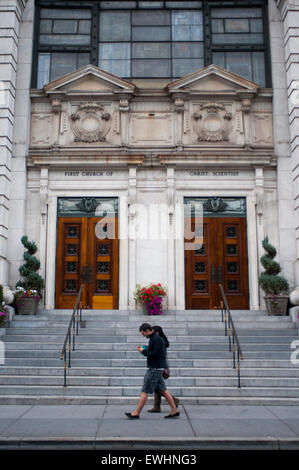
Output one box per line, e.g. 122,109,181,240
2,395,299,406
3,341,296,351
0,384,299,397
0,366,299,377
2,375,299,387
3,349,295,359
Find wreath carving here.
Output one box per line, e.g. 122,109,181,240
193,103,232,142
70,102,111,143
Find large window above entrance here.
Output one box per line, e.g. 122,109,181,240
33,0,270,88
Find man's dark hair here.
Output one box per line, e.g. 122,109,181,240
139,323,152,332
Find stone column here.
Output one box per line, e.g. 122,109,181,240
270,0,297,287
0,0,29,286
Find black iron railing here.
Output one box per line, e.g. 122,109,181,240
60,284,84,387
219,284,243,388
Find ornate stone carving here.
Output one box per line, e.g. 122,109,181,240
174,96,185,113
70,102,111,142
203,197,227,213
192,103,232,142
119,98,130,112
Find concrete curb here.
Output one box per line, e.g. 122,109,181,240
0,437,299,450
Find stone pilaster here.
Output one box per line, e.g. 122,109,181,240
0,0,28,285
269,0,297,287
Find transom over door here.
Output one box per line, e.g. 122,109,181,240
185,217,249,310
55,216,119,309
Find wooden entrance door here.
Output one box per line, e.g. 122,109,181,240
55,217,119,309
185,217,249,309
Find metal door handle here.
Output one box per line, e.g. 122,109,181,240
218,266,223,284
81,266,87,283
88,266,92,284
211,265,216,283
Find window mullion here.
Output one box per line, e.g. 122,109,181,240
204,1,211,66
91,3,99,65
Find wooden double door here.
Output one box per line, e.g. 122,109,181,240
185,217,249,310
55,217,119,309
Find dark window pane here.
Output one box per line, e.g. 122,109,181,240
227,262,238,273
166,1,202,7
212,33,263,45
172,10,203,25
138,1,164,8
226,226,237,238
173,58,204,77
99,11,131,41
78,20,92,35
99,43,130,60
132,10,170,25
97,262,109,273
132,26,170,41
37,53,51,88
252,52,265,87
228,280,238,292
66,244,78,255
226,244,237,255
66,261,77,273
40,34,90,45
132,42,171,59
211,19,224,33
97,280,109,291
40,19,52,34
195,280,206,292
99,60,130,77
77,53,90,69
132,59,171,77
250,18,263,33
225,51,252,80
51,53,77,80
211,8,262,18
65,280,77,292
172,42,204,58
172,11,203,41
40,8,91,19
100,1,137,7
212,52,225,69
98,244,109,255
224,18,249,33
53,20,78,34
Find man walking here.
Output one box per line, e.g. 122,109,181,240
125,323,180,419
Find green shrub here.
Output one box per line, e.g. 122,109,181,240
258,237,289,295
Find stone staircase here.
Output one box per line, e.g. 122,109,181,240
0,309,299,405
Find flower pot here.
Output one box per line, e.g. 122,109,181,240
17,297,39,315
264,295,289,316
142,297,164,315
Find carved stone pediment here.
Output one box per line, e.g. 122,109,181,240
43,64,136,98
167,64,259,97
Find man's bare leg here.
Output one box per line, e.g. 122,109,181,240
131,392,148,416
160,390,179,415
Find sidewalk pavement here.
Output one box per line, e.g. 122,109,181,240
1,404,299,450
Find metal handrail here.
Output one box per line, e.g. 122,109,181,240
219,284,243,388
60,284,84,387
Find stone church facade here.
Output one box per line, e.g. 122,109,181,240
0,0,298,311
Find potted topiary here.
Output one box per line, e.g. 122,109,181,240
15,236,45,315
258,236,290,315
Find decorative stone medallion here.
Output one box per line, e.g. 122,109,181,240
193,102,232,142
70,102,111,142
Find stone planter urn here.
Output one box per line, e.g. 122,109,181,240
17,297,39,315
264,295,289,316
